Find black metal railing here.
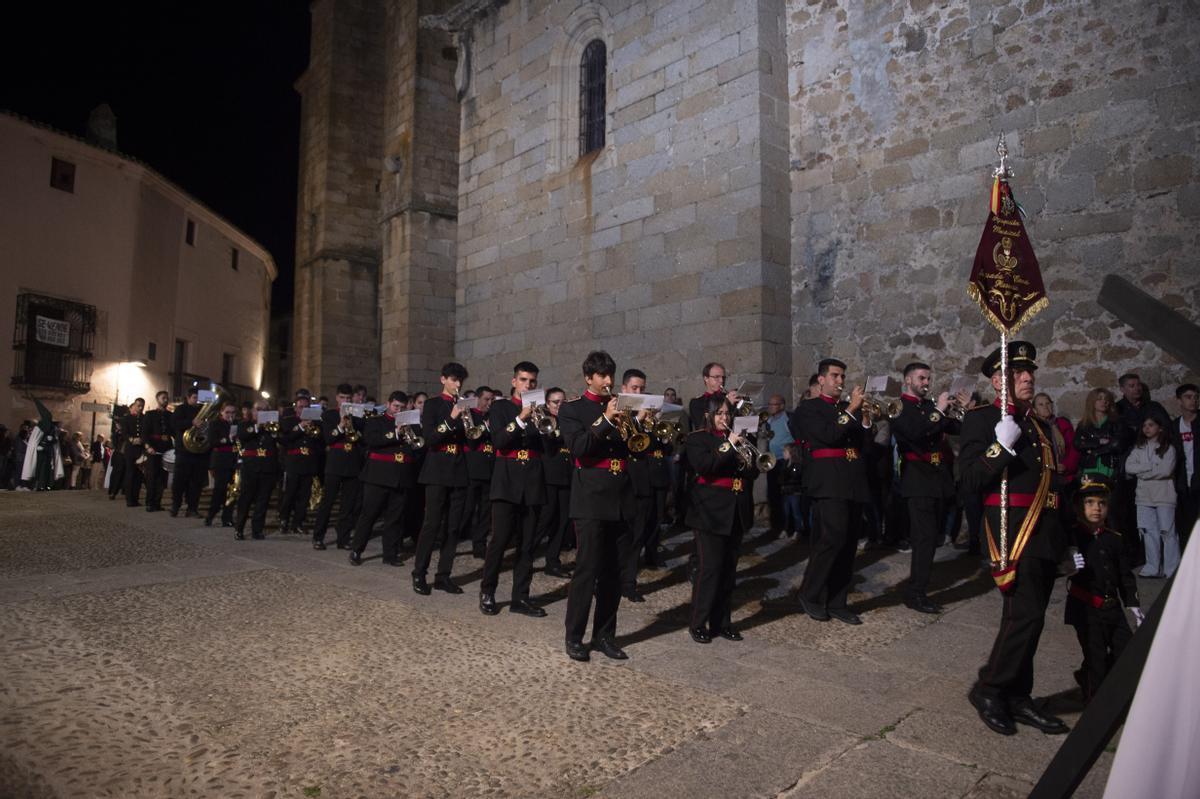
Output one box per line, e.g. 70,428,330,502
11,292,96,393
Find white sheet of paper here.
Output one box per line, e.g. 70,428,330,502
732,416,759,435
300,407,323,421
734,381,765,400
454,397,478,412
617,393,664,411
865,375,889,394
229,424,238,437
257,411,280,425
949,376,976,396
521,389,546,407
395,410,421,427
197,389,217,403
660,402,684,414
375,404,389,414
341,403,367,418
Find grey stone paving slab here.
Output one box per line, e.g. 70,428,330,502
780,739,982,798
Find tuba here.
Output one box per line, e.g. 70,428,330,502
183,389,232,453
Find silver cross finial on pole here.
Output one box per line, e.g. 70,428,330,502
993,132,1013,181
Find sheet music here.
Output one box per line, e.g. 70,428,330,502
521,389,546,407
732,416,759,435
616,393,665,411
865,375,889,394
299,407,324,421
395,410,421,427
256,411,280,425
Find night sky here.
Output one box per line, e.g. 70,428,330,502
1,2,310,313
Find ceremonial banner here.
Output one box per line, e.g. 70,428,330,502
967,177,1047,334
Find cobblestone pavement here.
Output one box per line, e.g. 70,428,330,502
0,491,1154,798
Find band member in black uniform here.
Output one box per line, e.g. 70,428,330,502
559,351,635,662
962,341,1070,736
412,362,470,596
619,368,666,602
120,397,147,506
312,384,364,550
534,388,574,578
480,362,549,617
235,400,281,540
795,358,871,625
687,395,757,643
108,405,128,501
278,390,323,535
464,386,496,558
143,390,173,512
205,401,239,527
892,362,968,614
349,391,417,566
170,387,207,518
1065,478,1141,703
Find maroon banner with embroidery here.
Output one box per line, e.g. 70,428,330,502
967,178,1048,334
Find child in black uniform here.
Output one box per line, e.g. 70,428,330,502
1065,478,1144,702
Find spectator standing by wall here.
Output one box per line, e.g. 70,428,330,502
1125,413,1178,578
1172,383,1199,548
1033,393,1079,488
763,394,793,538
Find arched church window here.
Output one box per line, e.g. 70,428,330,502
579,39,606,156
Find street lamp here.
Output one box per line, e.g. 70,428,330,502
114,360,147,405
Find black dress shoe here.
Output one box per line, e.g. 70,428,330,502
904,595,943,615
689,627,712,644
381,557,404,567
1009,701,1069,735
251,532,265,540
336,542,350,550
185,510,199,519
622,589,646,603
510,599,547,617
565,640,590,662
718,628,743,642
829,608,863,625
313,540,327,550
168,509,179,518
349,550,362,566
800,598,830,622
204,518,214,527
544,564,573,578
433,577,463,594
221,521,234,528
412,575,432,595
968,689,1017,736
479,593,499,615
592,638,628,660
235,530,246,541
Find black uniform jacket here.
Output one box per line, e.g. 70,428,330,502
629,419,671,497
488,396,547,505
794,395,871,502
279,412,323,476
322,408,365,479
464,407,495,481
171,402,207,461
207,419,239,471
143,408,174,453
119,413,146,455
559,391,636,522
893,393,958,499
237,422,280,475
688,392,723,432
685,430,757,535
542,419,572,487
1065,523,1139,624
959,401,1066,562
418,394,468,487
358,413,418,489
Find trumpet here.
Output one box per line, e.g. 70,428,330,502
261,421,281,435
615,412,652,453
530,404,556,435
862,396,903,420
341,416,362,443
400,424,425,449
652,419,685,446
466,419,489,440
731,437,776,473
945,397,967,421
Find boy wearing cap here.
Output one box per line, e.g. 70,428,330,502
1065,479,1142,703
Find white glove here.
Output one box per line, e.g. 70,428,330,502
1131,607,1145,627
994,415,1021,452
1072,551,1086,571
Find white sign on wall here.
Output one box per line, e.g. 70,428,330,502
35,316,70,347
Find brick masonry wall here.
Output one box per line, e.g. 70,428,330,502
787,0,1200,414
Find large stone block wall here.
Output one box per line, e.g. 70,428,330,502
454,0,790,393
787,0,1199,413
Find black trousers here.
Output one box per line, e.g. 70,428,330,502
800,498,862,610
123,449,144,505
535,483,571,568
413,484,466,579
279,472,314,529
481,501,540,600
109,452,127,498
1071,606,1132,701
144,454,166,509
690,517,746,633
620,492,659,591
236,470,276,536
906,496,945,599
976,555,1057,703
564,518,630,644
765,462,785,532
313,473,362,546
207,468,235,525
1177,487,1199,549
352,482,407,561
464,479,492,551
171,457,207,513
